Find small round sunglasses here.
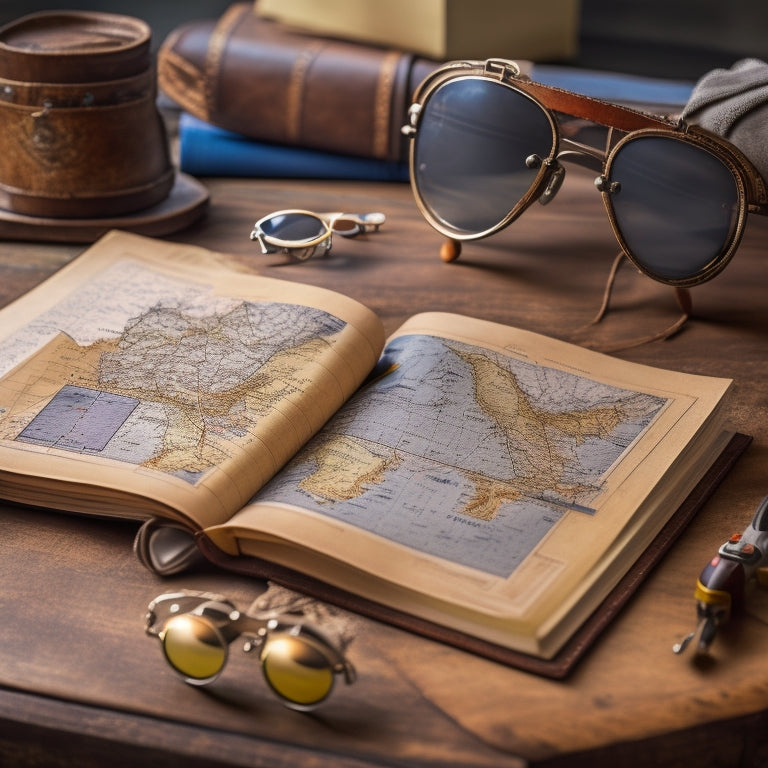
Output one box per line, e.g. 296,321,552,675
145,590,356,711
249,209,385,261
402,59,768,288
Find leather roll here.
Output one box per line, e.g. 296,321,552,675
158,2,440,163
0,10,173,219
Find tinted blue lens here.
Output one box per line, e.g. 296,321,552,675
413,77,555,235
607,135,740,282
261,213,326,243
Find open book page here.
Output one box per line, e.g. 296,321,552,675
0,231,385,529
209,311,732,657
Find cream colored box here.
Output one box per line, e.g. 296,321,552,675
256,0,580,61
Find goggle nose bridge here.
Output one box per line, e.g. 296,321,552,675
539,161,566,205
529,140,609,206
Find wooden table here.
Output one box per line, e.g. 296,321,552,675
2,163,768,767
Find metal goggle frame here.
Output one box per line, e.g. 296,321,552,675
403,59,768,289
249,209,385,261
145,590,356,711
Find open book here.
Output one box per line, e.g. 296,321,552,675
0,231,747,675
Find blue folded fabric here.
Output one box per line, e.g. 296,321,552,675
179,113,410,181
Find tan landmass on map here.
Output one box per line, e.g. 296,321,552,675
299,435,402,501
297,347,627,520
0,319,341,476
0,332,108,440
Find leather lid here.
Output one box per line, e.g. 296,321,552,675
0,10,209,236
0,10,151,83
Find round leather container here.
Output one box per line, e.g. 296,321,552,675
0,11,174,219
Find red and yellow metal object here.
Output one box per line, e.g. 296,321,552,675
674,495,768,656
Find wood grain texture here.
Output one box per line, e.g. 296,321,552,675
2,166,768,767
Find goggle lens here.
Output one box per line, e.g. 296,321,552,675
607,135,741,283
260,212,327,242
413,77,555,235
161,614,226,683
261,633,335,707
147,591,355,709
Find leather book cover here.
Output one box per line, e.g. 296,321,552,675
157,2,440,163
196,431,752,678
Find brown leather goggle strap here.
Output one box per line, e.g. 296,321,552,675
511,76,676,134
513,72,768,210
414,60,678,134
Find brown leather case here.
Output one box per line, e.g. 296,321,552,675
0,10,174,219
158,2,440,163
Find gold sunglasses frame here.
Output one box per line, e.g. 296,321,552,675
403,59,768,288
145,590,356,710
249,209,385,261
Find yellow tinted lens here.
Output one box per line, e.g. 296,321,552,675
162,614,226,681
261,633,334,706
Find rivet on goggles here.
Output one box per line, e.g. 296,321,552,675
145,590,356,711
403,59,768,338
249,209,385,261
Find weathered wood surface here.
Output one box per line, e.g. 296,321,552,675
2,167,768,767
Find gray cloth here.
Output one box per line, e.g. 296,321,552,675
682,58,768,181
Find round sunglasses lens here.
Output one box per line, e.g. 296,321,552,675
261,212,326,243
261,632,335,708
161,614,226,683
607,135,740,283
413,77,555,235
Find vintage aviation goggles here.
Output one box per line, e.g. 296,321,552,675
145,590,356,711
403,59,768,288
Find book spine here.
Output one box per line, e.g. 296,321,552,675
158,2,440,163
178,112,409,181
